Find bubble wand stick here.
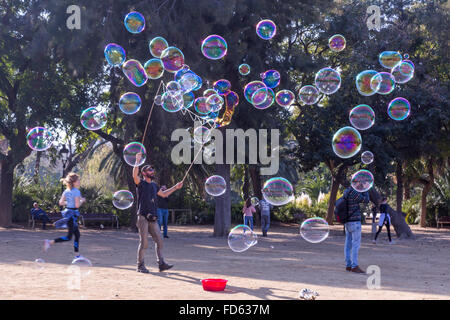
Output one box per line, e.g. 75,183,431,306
141,80,164,145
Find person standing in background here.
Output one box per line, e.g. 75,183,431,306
258,198,272,237
157,185,170,239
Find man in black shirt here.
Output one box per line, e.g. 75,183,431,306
157,185,170,238
133,153,183,273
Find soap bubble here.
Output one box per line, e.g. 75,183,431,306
275,89,295,107
379,51,402,69
391,61,414,84
388,97,410,120
149,37,169,58
26,127,53,151
122,59,148,87
206,93,224,112
349,105,375,130
355,70,378,96
239,64,251,76
404,53,410,59
166,81,182,95
123,142,146,167
180,73,201,93
34,258,45,269
160,47,185,73
154,95,163,106
194,97,212,115
361,151,374,164
261,70,281,88
332,126,362,159
203,89,218,98
205,175,227,196
80,107,107,131
144,59,164,80
256,19,276,40
253,87,274,110
213,79,231,95
315,68,341,94
112,190,134,210
300,218,330,243
193,126,211,144
119,92,141,115
161,92,183,113
244,81,267,104
351,169,374,193
298,85,320,105
328,34,346,52
71,256,92,276
182,92,195,109
400,60,415,76
124,11,145,34
251,197,259,206
370,72,395,95
251,86,269,106
228,225,258,253
104,43,126,66
201,35,228,60
262,177,294,206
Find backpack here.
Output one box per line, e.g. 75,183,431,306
334,190,349,224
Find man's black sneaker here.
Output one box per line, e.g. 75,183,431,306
137,265,150,273
164,235,169,238
159,262,173,272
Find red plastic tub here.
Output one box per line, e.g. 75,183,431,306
201,279,228,291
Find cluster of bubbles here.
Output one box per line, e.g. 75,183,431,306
300,218,330,244
298,67,342,106
228,225,258,253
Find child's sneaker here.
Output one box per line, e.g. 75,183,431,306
389,240,395,244
372,239,377,244
43,239,51,251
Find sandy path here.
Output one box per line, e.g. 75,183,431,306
1,223,449,300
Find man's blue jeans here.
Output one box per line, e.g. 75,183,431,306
344,221,362,268
244,216,254,230
157,208,169,237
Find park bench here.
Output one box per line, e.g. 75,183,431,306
28,211,62,229
437,216,450,229
79,213,119,229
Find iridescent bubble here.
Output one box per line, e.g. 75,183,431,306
404,53,410,59
112,190,134,210
256,19,277,40
119,92,141,115
370,72,395,95
349,105,375,130
161,92,184,113
144,59,164,80
183,92,195,109
391,61,414,84
244,81,267,104
149,37,169,58
251,86,269,106
26,127,53,151
300,218,330,243
154,95,163,106
332,126,362,159
194,97,212,115
239,64,251,76
123,142,146,167
193,126,212,144
388,97,410,121
213,79,231,95
228,225,258,253
262,177,294,206
203,89,218,98
251,197,259,206
160,47,185,73
261,70,281,88
298,85,320,105
315,68,341,94
34,258,45,269
275,89,295,107
71,256,92,276
328,34,346,52
206,93,224,112
379,51,402,69
122,59,148,87
80,107,107,131
166,81,182,95
124,11,145,34
179,73,200,93
355,70,378,96
201,35,228,60
174,66,193,81
253,87,274,110
205,175,227,196
361,151,374,165
399,60,415,76
104,43,126,66
351,169,374,193
225,90,239,107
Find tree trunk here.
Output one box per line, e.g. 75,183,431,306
325,164,346,225
404,179,411,200
214,163,231,237
249,165,261,226
396,160,403,213
33,151,42,184
0,160,14,227
369,188,415,239
420,158,434,228
242,165,250,202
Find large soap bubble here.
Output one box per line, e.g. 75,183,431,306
253,87,274,110
328,34,346,52
244,81,267,104
351,169,374,193
26,127,54,151
256,19,276,40
160,47,185,73
144,59,164,79
71,256,92,276
228,225,258,253
201,35,228,60
300,218,330,243
262,177,294,206
349,105,375,130
119,92,141,115
194,97,212,114
370,72,395,95
391,61,414,84
379,51,402,69
80,107,107,131
275,89,295,107
122,60,148,87
213,79,231,95
161,92,184,113
112,190,134,210
206,94,224,113
315,68,341,94
355,70,378,96
123,142,146,167
193,126,212,144
298,85,320,105
388,97,410,120
332,126,362,159
104,43,126,66
205,175,227,196
261,70,281,88
149,37,169,58
124,11,145,34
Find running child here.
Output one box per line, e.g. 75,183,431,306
373,196,394,244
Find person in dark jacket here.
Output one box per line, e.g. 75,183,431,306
157,185,170,238
31,202,50,229
343,185,370,273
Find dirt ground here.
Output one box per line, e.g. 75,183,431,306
1,223,449,300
